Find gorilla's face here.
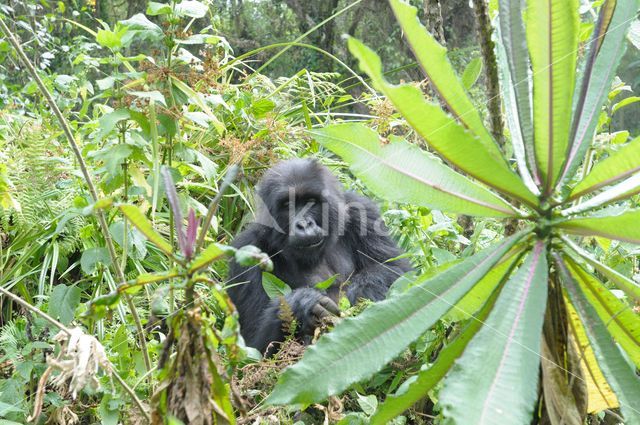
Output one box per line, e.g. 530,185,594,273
279,191,326,249
256,159,345,258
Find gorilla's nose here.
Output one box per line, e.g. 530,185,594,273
295,218,311,230
291,218,324,248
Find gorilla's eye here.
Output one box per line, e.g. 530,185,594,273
280,199,290,208
306,197,317,205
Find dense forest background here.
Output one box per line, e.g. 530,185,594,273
2,0,640,424
4,0,640,129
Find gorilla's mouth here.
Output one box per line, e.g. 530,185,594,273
292,237,325,249
303,239,324,249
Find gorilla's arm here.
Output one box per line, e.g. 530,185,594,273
342,193,413,304
227,225,338,354
226,224,276,351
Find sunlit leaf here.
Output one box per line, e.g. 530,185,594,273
556,255,640,423
347,38,537,207
612,96,640,114
120,14,163,42
563,172,640,215
558,0,637,191
0,165,18,211
147,1,172,15
388,0,499,158
234,245,273,271
129,90,167,107
558,209,640,244
562,236,640,303
569,136,640,199
495,26,540,194
498,0,541,189
628,20,640,49
118,269,180,294
564,257,640,368
444,246,523,321
96,28,126,49
526,0,579,192
371,264,507,425
175,0,208,18
171,77,224,133
566,299,619,413
266,231,528,405
315,274,338,291
440,242,548,425
313,124,517,217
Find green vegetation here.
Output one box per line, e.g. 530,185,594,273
1,0,639,424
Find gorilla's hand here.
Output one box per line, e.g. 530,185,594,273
284,288,340,336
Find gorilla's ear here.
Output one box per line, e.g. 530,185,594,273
254,192,284,233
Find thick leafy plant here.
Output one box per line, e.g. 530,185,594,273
268,0,640,423
90,166,273,423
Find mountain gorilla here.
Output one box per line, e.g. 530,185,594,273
227,159,412,354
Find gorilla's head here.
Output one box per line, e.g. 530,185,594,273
256,159,346,258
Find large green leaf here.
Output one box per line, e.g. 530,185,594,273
96,109,130,140
556,254,640,423
498,0,540,187
313,124,517,217
569,136,640,200
565,257,640,368
440,242,548,425
562,172,640,216
558,209,640,244
49,284,82,325
261,272,292,298
562,235,640,302
558,0,637,191
388,0,499,160
371,258,513,425
496,32,540,195
80,247,112,274
526,0,579,192
444,246,524,321
347,37,537,207
266,231,529,405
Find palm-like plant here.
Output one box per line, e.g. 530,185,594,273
266,0,640,423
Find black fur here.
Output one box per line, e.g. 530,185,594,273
227,159,412,354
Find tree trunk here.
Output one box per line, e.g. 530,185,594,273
423,0,446,46
472,0,503,146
